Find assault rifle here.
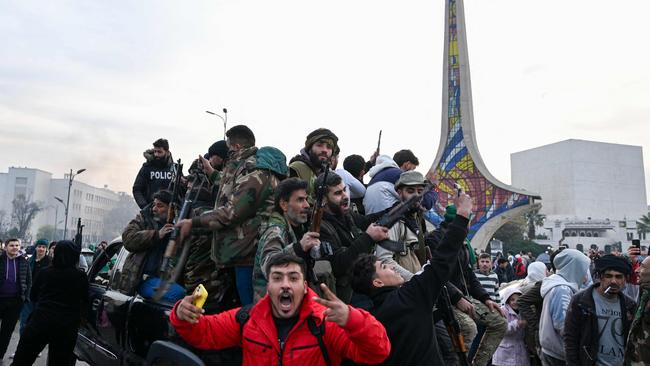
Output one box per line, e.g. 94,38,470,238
375,183,432,264
440,285,471,366
310,162,330,233
153,170,207,301
376,130,382,155
74,218,84,248
166,159,183,224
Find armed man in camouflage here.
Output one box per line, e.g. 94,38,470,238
177,125,288,306
288,128,338,199
626,255,650,365
251,178,321,302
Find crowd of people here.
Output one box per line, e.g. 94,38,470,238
0,238,89,365
121,126,650,366
0,124,648,366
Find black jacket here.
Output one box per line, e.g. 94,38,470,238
370,215,468,365
320,210,383,303
132,152,176,209
31,242,89,326
427,222,489,304
0,254,31,302
564,283,636,366
495,264,514,284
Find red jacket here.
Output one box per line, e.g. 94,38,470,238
170,288,390,365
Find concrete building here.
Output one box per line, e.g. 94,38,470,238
0,167,136,246
511,139,648,252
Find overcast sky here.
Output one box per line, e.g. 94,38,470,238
1,0,649,204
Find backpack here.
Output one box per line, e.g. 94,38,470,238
235,304,332,366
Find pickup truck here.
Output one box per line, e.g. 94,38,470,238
74,237,240,366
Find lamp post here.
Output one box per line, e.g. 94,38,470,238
54,196,65,241
63,168,86,240
205,108,228,138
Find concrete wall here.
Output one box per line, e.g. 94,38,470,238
512,139,647,221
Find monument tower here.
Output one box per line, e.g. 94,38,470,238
431,0,541,249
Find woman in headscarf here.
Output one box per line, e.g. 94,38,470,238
11,240,88,366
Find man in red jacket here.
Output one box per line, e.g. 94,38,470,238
170,253,390,365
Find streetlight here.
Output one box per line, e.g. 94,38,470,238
63,168,85,240
205,108,228,138
54,196,65,241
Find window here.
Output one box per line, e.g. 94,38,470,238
604,245,612,254
15,177,27,185
576,244,584,253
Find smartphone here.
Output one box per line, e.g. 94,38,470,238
192,284,208,309
453,183,462,197
632,239,641,249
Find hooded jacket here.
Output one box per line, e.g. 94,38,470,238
492,287,529,366
363,156,401,214
132,150,176,209
0,252,31,302
192,146,287,267
538,249,590,360
30,240,88,325
170,288,390,366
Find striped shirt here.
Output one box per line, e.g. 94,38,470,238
474,270,501,303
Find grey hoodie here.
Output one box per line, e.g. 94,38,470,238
538,249,590,360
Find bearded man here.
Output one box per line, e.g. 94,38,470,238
288,128,338,199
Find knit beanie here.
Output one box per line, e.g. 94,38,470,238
594,254,632,276
207,140,229,160
305,128,338,151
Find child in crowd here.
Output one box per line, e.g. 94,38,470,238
492,287,529,366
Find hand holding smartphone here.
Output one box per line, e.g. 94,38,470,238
192,284,208,309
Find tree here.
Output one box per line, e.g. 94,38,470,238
36,225,56,241
0,210,10,239
11,195,42,240
637,212,650,237
494,216,526,245
524,208,546,240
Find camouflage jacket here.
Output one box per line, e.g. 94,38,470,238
252,212,307,302
192,146,287,267
626,287,650,365
116,205,165,295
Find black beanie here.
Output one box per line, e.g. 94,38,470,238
152,189,172,205
207,140,229,160
594,254,632,276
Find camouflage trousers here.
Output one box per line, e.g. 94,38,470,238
453,298,507,366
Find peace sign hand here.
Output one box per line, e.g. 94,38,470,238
312,283,350,327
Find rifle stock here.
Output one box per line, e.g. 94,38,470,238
153,169,204,302
441,285,470,366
